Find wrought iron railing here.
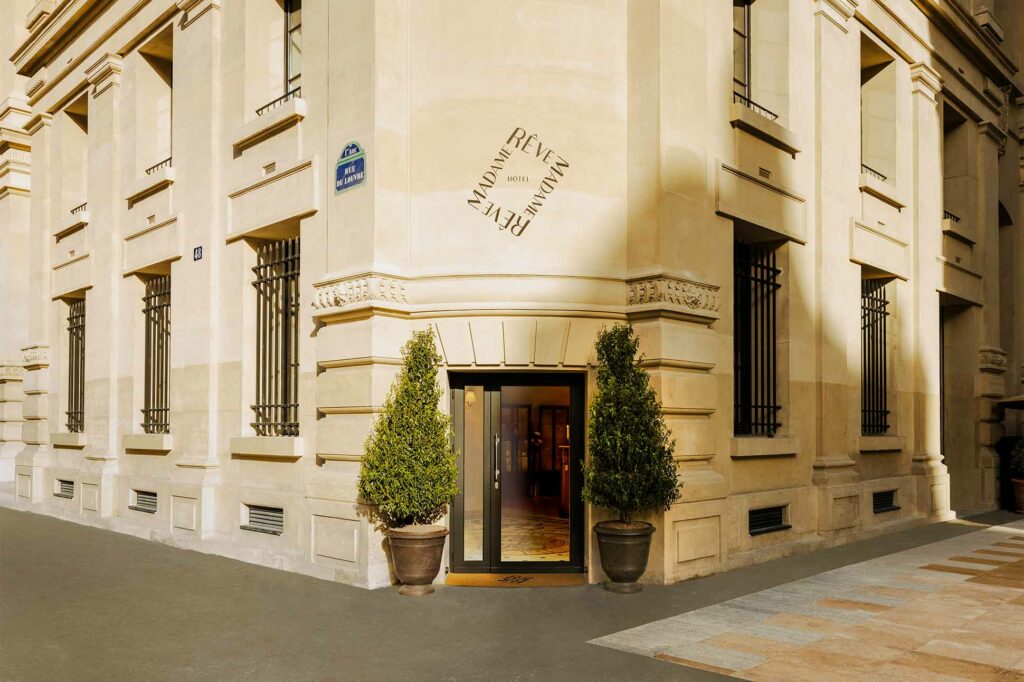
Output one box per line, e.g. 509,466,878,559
943,210,961,224
251,237,300,437
861,279,891,436
256,87,302,117
66,298,86,433
142,275,171,434
733,91,779,122
734,241,782,437
70,202,88,216
861,163,888,182
145,157,172,176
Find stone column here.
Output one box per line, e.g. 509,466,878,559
974,122,1006,511
77,53,124,516
811,0,861,530
0,94,32,480
908,63,953,520
15,111,52,503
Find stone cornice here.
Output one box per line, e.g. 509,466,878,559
176,0,220,28
21,344,49,369
0,364,26,382
24,112,52,136
978,120,1007,144
979,345,1008,374
910,62,943,101
84,53,123,98
312,273,408,311
814,0,858,32
626,275,721,325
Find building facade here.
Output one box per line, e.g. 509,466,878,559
1,0,1022,589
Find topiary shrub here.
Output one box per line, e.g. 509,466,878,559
582,323,680,523
358,329,459,529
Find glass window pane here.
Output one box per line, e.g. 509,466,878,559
288,32,302,84
462,387,484,562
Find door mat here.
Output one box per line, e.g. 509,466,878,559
445,573,588,588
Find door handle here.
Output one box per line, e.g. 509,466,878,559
493,434,501,490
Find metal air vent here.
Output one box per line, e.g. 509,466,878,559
54,479,74,499
872,489,900,514
242,504,284,535
748,505,790,535
129,490,158,514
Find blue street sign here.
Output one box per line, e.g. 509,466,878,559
335,142,366,194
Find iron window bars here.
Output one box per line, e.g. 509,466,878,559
861,279,891,435
66,298,86,433
252,238,300,437
142,275,171,434
734,242,782,437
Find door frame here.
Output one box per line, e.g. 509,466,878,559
448,372,586,574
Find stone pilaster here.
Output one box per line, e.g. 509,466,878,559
811,0,860,533
908,63,952,520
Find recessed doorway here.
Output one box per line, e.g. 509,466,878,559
449,373,585,574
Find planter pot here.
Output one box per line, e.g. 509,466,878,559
594,520,655,594
1013,478,1024,514
387,525,448,596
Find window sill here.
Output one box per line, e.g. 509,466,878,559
126,166,174,205
942,217,976,245
729,103,800,155
124,433,173,453
128,504,157,514
230,436,303,460
233,97,306,153
731,436,800,459
859,173,905,209
859,435,905,453
55,208,88,238
51,432,87,449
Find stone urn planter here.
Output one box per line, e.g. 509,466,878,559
388,525,449,596
1013,478,1024,514
594,520,655,593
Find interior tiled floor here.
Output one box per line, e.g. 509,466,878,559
591,520,1024,680
462,496,571,562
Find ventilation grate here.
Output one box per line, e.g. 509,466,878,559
749,505,790,536
129,490,158,514
872,489,900,514
242,504,284,535
54,479,74,499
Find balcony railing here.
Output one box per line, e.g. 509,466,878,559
256,87,301,117
733,91,779,122
70,202,87,216
145,157,172,176
943,209,961,224
860,163,888,183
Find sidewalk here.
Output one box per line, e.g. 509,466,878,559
1,503,1020,681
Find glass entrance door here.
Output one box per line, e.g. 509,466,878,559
449,374,584,573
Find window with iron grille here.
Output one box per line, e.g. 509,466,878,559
142,275,171,434
733,0,751,100
285,0,302,93
872,489,899,514
66,298,86,433
252,238,300,437
861,279,890,435
748,505,790,535
734,242,781,437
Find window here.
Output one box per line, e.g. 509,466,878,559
733,1,751,100
142,275,171,434
285,0,302,94
136,25,173,176
734,242,781,437
861,279,890,435
66,298,86,433
252,238,300,437
748,505,790,535
860,34,898,182
61,95,88,214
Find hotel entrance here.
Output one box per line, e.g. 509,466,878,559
449,374,585,574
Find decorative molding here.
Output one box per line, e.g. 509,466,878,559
24,112,51,135
978,120,1007,145
84,53,123,98
626,275,721,314
176,0,221,29
26,1,55,32
0,364,25,381
21,344,49,368
979,346,1008,374
814,0,858,32
910,63,943,101
312,274,408,311
25,77,46,98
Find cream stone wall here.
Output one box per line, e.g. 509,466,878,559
1,0,1022,589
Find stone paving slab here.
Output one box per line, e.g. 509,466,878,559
591,519,1024,680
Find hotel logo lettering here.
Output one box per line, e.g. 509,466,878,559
466,127,570,236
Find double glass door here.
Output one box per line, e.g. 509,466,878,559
449,374,584,573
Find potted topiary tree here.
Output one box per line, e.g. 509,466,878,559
1010,440,1024,514
358,329,459,596
582,323,680,593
